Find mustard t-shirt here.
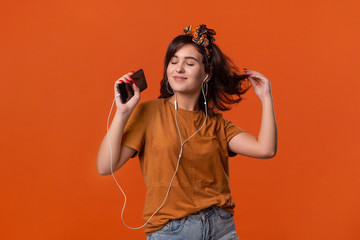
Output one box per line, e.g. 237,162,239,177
122,98,245,235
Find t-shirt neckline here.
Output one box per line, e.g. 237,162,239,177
163,98,203,114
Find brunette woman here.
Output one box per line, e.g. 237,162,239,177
97,24,277,239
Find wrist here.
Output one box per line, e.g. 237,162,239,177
115,109,132,119
261,95,273,105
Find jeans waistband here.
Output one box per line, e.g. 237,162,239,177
190,206,217,219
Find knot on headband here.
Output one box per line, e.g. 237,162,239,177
183,24,216,57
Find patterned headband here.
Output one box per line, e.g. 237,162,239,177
183,24,216,57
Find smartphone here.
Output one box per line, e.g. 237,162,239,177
116,69,147,103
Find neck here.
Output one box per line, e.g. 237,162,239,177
168,91,201,111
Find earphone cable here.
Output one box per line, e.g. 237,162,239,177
106,83,208,229
107,98,149,229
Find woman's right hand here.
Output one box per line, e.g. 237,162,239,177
114,71,140,114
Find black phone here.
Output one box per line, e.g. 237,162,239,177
116,69,147,103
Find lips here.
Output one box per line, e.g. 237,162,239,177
174,76,187,81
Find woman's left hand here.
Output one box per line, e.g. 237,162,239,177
244,69,272,102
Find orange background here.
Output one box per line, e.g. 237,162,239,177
1,0,360,239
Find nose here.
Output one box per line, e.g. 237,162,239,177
176,61,185,73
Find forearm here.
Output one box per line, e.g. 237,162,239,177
257,96,278,157
96,111,131,174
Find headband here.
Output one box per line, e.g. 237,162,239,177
183,24,216,57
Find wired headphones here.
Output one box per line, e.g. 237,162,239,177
106,74,209,229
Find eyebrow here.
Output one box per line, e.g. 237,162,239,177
172,55,199,62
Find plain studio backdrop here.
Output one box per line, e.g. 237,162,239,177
1,0,359,239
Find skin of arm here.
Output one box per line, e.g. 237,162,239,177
228,69,278,159
96,111,137,175
96,72,139,175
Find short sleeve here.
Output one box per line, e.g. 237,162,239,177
223,118,246,157
121,103,147,158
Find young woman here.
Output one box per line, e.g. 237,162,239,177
97,25,277,239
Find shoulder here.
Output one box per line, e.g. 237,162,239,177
212,113,237,128
207,112,227,125
138,98,165,108
209,113,245,135
136,98,165,111
200,111,240,130
222,117,234,127
133,99,168,118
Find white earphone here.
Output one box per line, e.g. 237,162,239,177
107,73,210,230
203,74,209,83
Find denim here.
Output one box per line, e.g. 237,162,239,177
146,206,239,240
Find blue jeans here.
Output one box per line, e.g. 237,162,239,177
146,206,239,240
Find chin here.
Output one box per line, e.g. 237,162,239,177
174,88,199,95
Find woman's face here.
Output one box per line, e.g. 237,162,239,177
166,44,207,95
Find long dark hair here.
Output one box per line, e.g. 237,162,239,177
159,34,252,114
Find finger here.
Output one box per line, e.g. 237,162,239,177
247,72,264,81
246,70,264,79
116,78,127,83
245,69,258,74
247,72,260,79
248,77,257,87
248,75,261,85
114,80,122,91
128,76,137,85
116,77,128,83
248,72,265,81
127,84,140,105
123,75,133,83
119,76,132,83
117,71,134,81
114,79,130,90
114,79,127,93
243,68,256,74
245,69,259,78
133,83,140,94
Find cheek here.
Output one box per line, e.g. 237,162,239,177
166,66,170,79
192,67,205,81
166,64,174,75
